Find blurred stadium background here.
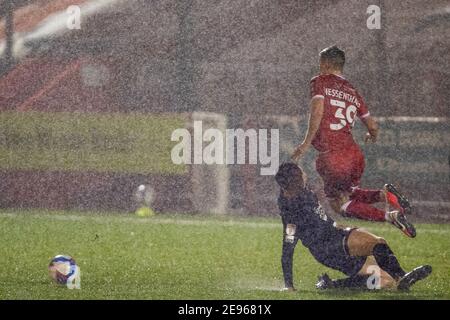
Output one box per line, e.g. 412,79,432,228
0,0,449,220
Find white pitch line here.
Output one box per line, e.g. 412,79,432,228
1,212,450,235
0,212,279,229
375,116,450,123
412,201,450,209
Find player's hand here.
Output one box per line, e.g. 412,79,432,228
291,143,309,162
364,132,377,143
280,286,297,292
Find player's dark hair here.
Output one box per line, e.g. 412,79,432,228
319,45,345,70
275,162,303,190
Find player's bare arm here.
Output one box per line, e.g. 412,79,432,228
291,97,324,161
362,116,379,143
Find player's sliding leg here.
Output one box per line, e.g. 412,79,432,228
317,259,432,291
331,255,428,290
316,256,397,290
316,273,372,290
358,256,398,289
318,228,403,290
346,228,407,281
318,229,431,290
397,265,433,291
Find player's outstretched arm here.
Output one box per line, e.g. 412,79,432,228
292,97,324,161
362,116,379,143
281,240,296,291
281,225,298,291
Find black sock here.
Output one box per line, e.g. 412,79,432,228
372,243,406,280
332,275,371,289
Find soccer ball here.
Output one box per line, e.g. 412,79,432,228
48,255,78,285
136,206,155,217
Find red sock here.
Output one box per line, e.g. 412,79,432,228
350,188,381,204
343,200,386,222
385,192,403,211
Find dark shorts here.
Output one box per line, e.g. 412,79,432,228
315,146,365,198
309,227,367,277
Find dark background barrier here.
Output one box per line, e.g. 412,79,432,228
0,0,449,219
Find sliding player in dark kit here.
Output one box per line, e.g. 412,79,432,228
292,46,415,238
276,163,431,291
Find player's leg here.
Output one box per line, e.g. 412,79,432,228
346,228,406,280
334,192,416,237
316,150,387,221
397,265,433,290
347,149,416,236
316,272,371,290
348,229,431,289
351,184,412,214
385,210,416,238
315,152,351,214
383,183,413,213
341,148,389,221
316,228,431,290
317,256,396,290
316,229,402,290
350,187,383,204
343,195,416,237
340,196,387,221
323,150,416,237
317,256,432,291
357,256,432,291
358,256,397,289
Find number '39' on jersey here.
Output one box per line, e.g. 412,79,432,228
310,74,370,152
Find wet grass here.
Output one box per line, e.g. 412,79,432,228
0,209,449,300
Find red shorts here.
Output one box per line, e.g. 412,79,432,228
315,146,365,198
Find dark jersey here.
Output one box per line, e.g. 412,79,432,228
278,188,367,285
278,188,338,251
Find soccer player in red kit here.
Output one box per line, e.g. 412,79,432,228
292,46,416,238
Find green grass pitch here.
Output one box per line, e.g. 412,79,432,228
1,209,449,300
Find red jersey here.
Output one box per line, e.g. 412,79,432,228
310,74,370,152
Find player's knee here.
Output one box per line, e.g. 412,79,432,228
330,196,350,216
371,239,389,256
329,198,346,215
369,237,387,252
334,205,344,215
